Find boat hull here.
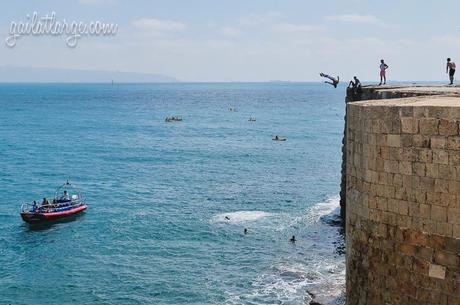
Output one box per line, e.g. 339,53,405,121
21,204,87,224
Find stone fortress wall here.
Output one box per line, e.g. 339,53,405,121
343,86,460,305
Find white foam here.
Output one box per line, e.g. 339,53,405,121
211,211,272,224
278,195,341,231
224,261,342,305
308,195,340,221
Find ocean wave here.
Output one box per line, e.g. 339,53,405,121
308,195,340,222
278,195,341,231
225,260,345,305
210,211,272,224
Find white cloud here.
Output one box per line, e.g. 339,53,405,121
326,14,384,26
237,11,283,27
132,18,186,35
220,26,241,37
274,23,324,33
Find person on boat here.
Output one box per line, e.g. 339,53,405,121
320,73,339,88
275,135,279,140
42,198,49,206
60,190,70,201
32,200,37,212
290,235,296,243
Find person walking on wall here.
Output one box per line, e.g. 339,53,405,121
447,58,456,85
379,59,389,85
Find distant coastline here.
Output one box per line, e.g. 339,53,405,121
0,65,178,83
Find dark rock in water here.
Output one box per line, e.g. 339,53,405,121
307,291,323,305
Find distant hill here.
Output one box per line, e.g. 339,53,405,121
0,66,178,83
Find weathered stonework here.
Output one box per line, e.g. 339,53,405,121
345,93,460,305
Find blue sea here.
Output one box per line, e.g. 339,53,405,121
0,83,345,305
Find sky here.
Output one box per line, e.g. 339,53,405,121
0,0,459,82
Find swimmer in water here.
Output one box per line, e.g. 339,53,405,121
320,73,339,88
225,216,230,221
290,235,296,243
244,228,248,234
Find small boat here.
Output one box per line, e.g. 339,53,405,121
20,181,87,224
272,136,287,141
165,116,183,122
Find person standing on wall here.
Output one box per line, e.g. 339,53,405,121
379,59,389,85
447,58,456,85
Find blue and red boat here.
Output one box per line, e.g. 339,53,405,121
20,181,87,224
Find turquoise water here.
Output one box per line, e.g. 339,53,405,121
0,83,345,305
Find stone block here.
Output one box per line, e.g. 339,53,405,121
420,177,435,192
439,119,459,136
426,163,439,178
440,193,456,207
384,160,399,174
401,134,413,147
387,134,401,147
415,189,427,204
400,106,414,117
434,250,459,267
447,207,460,224
398,200,409,216
454,224,460,238
449,151,460,166
399,161,412,175
376,197,388,211
433,150,449,165
376,134,387,146
431,136,446,149
448,181,460,194
413,135,430,148
388,147,399,160
413,162,426,177
436,222,452,236
446,136,460,150
431,205,447,222
438,164,453,180
401,117,418,134
428,263,446,279
420,204,431,219
419,118,439,135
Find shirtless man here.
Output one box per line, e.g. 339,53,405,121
320,73,339,88
447,58,456,85
379,59,389,85
348,76,361,90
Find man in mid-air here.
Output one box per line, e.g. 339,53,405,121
320,73,339,88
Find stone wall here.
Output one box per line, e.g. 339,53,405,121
340,86,460,221
345,95,460,305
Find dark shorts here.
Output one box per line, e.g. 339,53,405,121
450,69,456,77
